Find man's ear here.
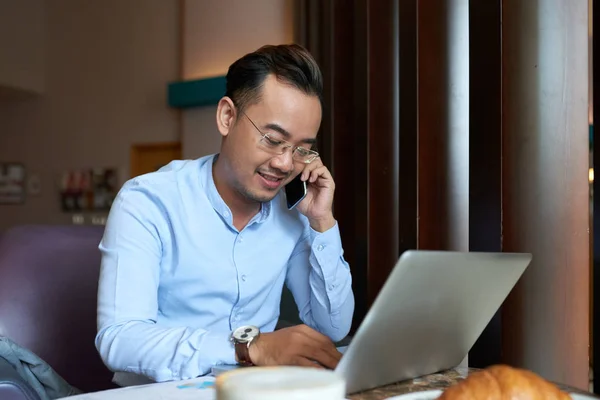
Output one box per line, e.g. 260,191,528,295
216,97,237,137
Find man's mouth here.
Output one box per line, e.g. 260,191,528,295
259,172,284,182
257,172,286,189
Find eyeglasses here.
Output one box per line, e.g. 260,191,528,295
243,113,319,164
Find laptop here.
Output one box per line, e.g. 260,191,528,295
212,250,531,394
335,250,532,394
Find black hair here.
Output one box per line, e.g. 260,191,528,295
225,44,323,114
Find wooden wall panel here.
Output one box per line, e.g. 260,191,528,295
298,1,591,389
397,0,418,258
467,0,503,368
365,0,400,305
501,0,590,389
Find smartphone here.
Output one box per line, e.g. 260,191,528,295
285,174,307,210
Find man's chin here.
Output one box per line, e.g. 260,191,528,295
241,187,280,204
253,191,279,203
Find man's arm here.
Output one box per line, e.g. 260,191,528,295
95,183,235,382
244,219,353,369
284,221,355,342
283,157,355,343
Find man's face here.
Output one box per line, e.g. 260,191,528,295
219,75,322,204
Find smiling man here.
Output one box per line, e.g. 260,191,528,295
94,44,355,384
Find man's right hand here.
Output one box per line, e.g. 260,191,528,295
248,324,342,369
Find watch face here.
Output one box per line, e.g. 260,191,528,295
232,325,260,343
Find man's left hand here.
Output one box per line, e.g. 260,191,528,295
295,158,336,232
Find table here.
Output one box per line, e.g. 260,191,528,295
349,367,596,400
62,367,597,400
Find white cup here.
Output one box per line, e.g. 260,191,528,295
215,366,346,400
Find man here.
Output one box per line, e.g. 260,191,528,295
95,44,355,384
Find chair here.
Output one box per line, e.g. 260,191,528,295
0,225,115,399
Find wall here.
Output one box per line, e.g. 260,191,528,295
0,0,179,231
0,0,45,94
181,0,295,159
501,0,589,389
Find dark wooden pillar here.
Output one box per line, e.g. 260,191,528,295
467,0,503,368
417,0,470,253
365,0,400,305
397,0,418,260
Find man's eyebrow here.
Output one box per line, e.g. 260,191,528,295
264,123,317,145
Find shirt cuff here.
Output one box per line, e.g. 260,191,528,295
309,221,344,277
196,331,236,373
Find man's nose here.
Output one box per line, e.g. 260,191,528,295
270,150,294,173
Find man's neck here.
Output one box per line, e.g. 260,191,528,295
212,157,261,230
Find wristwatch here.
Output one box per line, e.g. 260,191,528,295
231,325,260,366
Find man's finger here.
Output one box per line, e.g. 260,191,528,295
304,345,340,370
319,342,343,364
297,325,334,345
309,166,331,183
301,158,324,180
294,356,325,369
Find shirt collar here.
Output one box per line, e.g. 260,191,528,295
201,154,272,226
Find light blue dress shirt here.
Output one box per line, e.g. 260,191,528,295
95,154,355,382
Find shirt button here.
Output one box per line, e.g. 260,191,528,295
328,284,335,291
241,275,247,282
223,210,230,217
317,244,325,251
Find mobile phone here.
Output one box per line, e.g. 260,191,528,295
285,174,307,210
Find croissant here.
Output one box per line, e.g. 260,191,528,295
438,364,571,400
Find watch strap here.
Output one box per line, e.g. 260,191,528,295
235,341,253,366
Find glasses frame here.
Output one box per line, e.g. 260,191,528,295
242,112,320,164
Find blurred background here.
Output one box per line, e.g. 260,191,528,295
0,0,596,394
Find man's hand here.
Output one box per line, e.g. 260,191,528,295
295,158,336,232
248,324,342,369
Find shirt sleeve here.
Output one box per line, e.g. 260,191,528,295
95,182,236,382
284,221,355,342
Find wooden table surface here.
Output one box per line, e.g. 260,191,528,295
348,367,597,400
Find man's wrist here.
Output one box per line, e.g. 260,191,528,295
309,214,336,232
232,325,260,365
248,336,261,365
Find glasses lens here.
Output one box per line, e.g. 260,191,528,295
293,148,318,163
259,135,283,153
